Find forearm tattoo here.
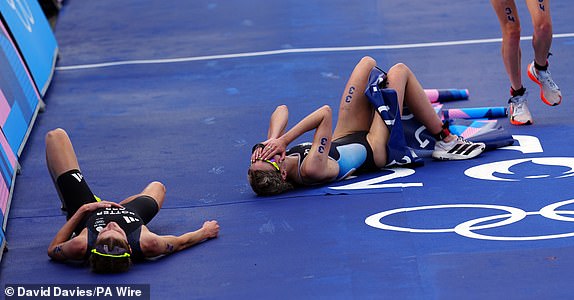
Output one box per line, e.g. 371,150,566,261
52,245,67,259
166,243,174,253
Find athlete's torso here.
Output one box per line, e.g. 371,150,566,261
85,207,144,258
286,131,377,184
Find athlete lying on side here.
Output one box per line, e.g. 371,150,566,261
248,56,485,196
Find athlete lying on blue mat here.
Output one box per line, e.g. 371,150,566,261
46,128,219,273
248,56,485,196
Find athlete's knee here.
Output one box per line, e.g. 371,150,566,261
388,63,410,75
142,181,166,207
502,23,521,42
358,56,377,68
275,104,288,111
45,128,69,145
533,20,552,39
147,181,166,194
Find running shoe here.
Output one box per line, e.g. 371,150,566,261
432,135,485,160
527,61,562,106
508,93,533,125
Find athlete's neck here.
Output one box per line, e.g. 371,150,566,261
282,155,300,183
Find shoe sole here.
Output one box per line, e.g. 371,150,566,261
509,118,532,126
432,145,486,161
527,63,562,106
508,106,533,126
432,152,482,160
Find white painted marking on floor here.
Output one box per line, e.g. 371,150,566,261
56,33,574,71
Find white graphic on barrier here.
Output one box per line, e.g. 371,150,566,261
6,0,34,32
365,199,574,241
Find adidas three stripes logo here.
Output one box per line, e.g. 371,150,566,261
447,143,482,156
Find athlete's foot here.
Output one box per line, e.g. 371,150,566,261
432,135,485,160
508,93,533,126
527,61,562,106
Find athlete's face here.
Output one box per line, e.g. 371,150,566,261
97,222,128,243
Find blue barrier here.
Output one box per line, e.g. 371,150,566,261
0,21,42,157
0,2,56,261
0,0,58,96
0,127,18,230
0,226,4,262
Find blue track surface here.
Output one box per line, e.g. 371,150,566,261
1,0,574,299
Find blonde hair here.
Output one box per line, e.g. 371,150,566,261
248,169,294,196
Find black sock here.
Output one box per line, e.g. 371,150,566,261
534,61,548,71
510,86,526,97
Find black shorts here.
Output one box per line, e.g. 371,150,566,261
56,169,160,232
122,195,159,225
56,169,98,219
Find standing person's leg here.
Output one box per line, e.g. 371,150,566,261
526,0,552,66
525,0,561,106
332,56,379,139
491,0,533,125
46,128,98,221
491,0,523,91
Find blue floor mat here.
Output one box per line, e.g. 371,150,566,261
2,0,574,299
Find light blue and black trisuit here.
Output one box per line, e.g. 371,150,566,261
287,65,424,184
286,131,378,184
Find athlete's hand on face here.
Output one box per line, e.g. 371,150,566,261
251,145,264,163
202,220,220,239
82,201,123,213
260,138,286,161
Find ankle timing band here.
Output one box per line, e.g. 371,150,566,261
534,61,548,71
510,86,526,97
433,121,450,141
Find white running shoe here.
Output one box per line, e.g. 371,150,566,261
527,61,562,106
508,93,533,126
432,135,485,160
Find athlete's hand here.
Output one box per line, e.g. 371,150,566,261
202,220,220,239
251,143,264,163
260,138,286,161
81,201,123,213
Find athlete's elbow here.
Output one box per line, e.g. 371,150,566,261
47,247,57,260
300,164,327,182
141,237,170,257
319,105,333,116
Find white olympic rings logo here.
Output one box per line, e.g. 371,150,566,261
365,199,574,241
